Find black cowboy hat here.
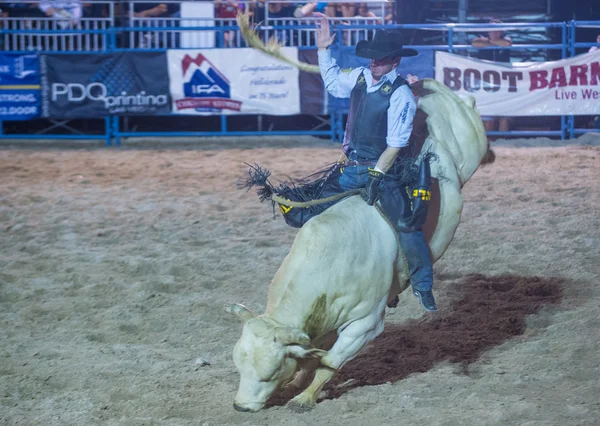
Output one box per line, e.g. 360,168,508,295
356,30,418,60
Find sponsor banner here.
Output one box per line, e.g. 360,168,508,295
167,48,300,115
435,50,600,116
40,53,170,118
0,54,41,121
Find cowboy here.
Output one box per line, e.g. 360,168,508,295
315,16,437,312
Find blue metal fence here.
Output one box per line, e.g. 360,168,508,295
1,11,599,144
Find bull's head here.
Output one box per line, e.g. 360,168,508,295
225,303,326,412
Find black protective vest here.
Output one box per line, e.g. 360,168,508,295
345,72,408,160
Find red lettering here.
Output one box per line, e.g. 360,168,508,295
569,65,588,86
549,67,567,88
582,88,599,99
464,68,481,92
529,70,549,91
443,68,462,91
590,62,600,85
502,71,523,92
482,70,501,92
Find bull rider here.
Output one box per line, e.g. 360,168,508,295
315,16,438,312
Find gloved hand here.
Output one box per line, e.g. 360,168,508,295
336,151,349,164
362,168,385,206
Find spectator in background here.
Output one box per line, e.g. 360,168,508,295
2,3,46,18
328,3,355,18
589,34,600,52
38,1,83,29
215,0,240,47
471,19,512,135
252,0,295,23
471,19,512,62
384,2,396,24
349,2,381,44
83,2,109,18
355,2,380,24
293,2,328,19
124,2,179,19
122,2,180,48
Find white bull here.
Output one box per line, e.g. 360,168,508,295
226,79,490,413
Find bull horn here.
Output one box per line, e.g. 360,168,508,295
275,327,311,346
224,303,255,322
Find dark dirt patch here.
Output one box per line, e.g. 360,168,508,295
268,274,564,407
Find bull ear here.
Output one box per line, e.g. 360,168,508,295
224,303,255,322
286,346,328,359
274,327,311,346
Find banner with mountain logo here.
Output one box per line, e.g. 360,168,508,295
167,48,301,115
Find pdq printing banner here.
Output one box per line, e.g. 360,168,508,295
0,54,41,121
435,50,600,116
167,48,300,115
41,52,171,118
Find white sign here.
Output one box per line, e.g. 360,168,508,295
180,2,215,48
167,48,301,115
435,50,600,116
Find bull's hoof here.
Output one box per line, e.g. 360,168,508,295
387,295,399,308
286,398,316,413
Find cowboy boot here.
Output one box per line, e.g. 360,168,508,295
397,231,437,312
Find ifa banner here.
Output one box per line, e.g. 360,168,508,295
0,54,40,121
435,50,600,116
167,48,300,115
40,53,170,118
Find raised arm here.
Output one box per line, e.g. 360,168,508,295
316,16,362,98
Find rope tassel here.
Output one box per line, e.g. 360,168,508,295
236,10,320,74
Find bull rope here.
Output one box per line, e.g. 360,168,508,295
271,190,361,208
236,11,320,74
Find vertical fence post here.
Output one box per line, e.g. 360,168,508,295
113,116,121,147
560,22,569,140
221,114,227,134
109,26,117,52
568,20,576,140
330,113,335,142
107,9,116,147
105,117,112,146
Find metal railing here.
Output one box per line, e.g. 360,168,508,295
0,3,598,143
1,1,114,52
1,0,395,50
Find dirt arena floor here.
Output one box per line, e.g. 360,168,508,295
1,134,599,426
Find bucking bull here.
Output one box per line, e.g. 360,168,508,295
225,78,492,412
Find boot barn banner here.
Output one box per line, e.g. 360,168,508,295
435,50,600,116
167,48,301,115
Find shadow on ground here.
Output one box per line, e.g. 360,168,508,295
267,274,564,407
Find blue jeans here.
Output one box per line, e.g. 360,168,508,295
337,163,434,291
